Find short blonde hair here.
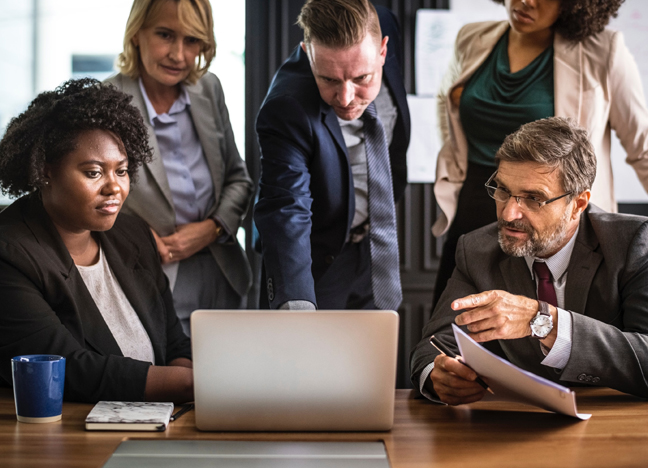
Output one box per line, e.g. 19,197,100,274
117,0,216,85
297,0,382,48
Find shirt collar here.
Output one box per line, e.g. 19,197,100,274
524,225,580,282
138,78,191,125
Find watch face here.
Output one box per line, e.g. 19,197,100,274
531,315,552,338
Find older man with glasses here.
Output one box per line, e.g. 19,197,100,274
411,116,648,403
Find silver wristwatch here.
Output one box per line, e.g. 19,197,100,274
530,300,553,339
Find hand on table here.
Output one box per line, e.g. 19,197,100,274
430,354,486,406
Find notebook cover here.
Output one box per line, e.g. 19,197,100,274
85,401,174,431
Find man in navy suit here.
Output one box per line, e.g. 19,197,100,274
255,0,410,310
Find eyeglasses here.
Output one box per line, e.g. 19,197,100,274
484,171,572,212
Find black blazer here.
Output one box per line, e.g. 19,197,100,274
255,6,411,307
0,194,191,403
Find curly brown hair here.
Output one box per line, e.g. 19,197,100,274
0,78,152,197
492,0,625,42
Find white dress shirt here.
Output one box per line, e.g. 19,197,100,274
419,227,580,400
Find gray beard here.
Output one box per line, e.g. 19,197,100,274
497,210,571,258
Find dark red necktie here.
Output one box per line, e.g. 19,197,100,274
533,261,558,307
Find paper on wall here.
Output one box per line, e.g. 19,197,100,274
406,95,438,183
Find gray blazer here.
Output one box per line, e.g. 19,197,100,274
411,205,648,398
106,72,253,297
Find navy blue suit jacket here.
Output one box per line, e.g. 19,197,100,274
255,7,410,308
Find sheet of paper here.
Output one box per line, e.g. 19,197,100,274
453,324,591,420
415,10,461,97
406,95,438,183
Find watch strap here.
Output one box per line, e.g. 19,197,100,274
537,300,550,317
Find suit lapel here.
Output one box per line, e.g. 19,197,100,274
22,194,75,279
66,267,124,357
456,22,509,88
321,105,348,160
554,33,582,120
321,105,355,230
187,81,224,208
564,216,602,313
98,229,165,363
499,256,536,299
121,77,175,210
498,253,549,375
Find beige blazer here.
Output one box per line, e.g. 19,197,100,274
433,21,648,236
106,72,253,297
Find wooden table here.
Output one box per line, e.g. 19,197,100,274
2,387,648,468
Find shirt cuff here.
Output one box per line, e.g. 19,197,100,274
211,215,232,243
418,362,440,402
540,307,573,369
279,300,317,310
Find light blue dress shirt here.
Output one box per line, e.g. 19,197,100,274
139,79,215,225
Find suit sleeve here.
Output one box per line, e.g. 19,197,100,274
0,245,151,403
209,74,254,234
410,234,479,389
559,222,648,398
254,95,317,308
608,31,648,194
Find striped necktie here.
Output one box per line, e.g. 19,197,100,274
361,102,402,310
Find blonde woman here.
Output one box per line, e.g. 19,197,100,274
107,0,253,333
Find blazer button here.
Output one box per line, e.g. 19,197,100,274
577,373,587,382
325,255,335,265
591,377,600,383
267,278,274,302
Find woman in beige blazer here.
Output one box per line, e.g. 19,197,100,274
433,0,648,304
107,0,253,333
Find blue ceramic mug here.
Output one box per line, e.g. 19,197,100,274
11,355,66,423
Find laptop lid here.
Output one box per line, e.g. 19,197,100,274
191,310,399,431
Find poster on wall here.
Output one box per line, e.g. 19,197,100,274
407,1,506,183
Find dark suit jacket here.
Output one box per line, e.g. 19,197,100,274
410,205,648,398
0,194,191,403
254,7,411,308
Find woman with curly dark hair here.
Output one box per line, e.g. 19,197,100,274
0,78,193,403
431,0,648,306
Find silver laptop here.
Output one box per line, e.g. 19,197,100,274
191,310,399,432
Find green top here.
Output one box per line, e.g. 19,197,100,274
460,30,555,167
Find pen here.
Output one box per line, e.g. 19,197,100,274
170,403,194,422
429,335,494,395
